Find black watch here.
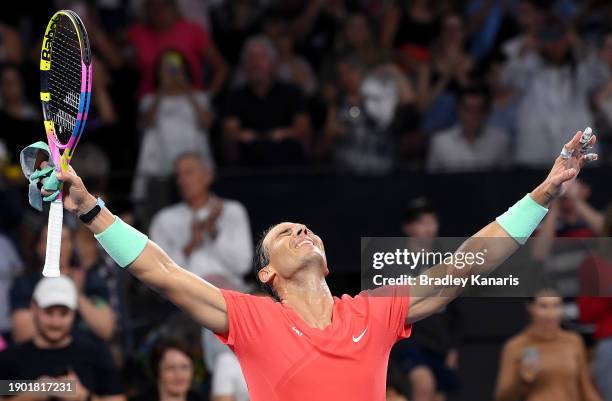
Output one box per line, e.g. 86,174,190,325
79,197,105,224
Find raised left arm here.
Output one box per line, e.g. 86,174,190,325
407,130,598,324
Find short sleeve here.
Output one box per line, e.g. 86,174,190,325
92,345,123,396
366,285,412,343
211,352,241,396
214,290,271,349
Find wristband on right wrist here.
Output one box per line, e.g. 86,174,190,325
94,217,149,267
495,193,549,245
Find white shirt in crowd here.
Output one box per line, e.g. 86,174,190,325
212,352,250,401
149,199,253,290
426,124,511,172
503,52,598,166
132,91,214,202
0,234,23,332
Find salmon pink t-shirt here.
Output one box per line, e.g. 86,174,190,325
215,286,411,401
127,20,211,96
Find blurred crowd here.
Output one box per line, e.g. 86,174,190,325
1,0,612,400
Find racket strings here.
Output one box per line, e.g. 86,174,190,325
47,16,82,145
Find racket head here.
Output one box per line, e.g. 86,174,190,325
40,10,92,171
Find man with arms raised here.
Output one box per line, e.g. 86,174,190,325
38,131,596,400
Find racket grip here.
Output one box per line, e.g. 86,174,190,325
43,200,63,277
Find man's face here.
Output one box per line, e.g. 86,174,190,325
260,222,328,286
33,304,75,344
175,156,212,203
459,95,487,132
244,42,275,86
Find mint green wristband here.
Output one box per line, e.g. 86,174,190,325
495,194,549,245
94,217,149,267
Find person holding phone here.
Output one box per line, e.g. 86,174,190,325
495,289,601,401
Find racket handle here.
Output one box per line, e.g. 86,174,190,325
43,200,63,277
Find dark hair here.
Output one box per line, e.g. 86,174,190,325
254,226,281,301
526,288,561,304
459,84,491,108
402,197,435,225
149,337,193,379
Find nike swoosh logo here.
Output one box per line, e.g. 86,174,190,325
352,327,368,342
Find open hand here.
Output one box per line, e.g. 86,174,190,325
531,130,597,206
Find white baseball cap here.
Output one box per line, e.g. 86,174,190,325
33,276,78,310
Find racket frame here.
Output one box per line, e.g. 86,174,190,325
39,10,92,277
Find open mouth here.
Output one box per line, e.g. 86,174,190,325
296,238,315,248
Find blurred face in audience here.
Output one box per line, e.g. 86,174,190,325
244,41,276,88
459,94,487,134
175,155,212,204
36,226,73,270
145,0,178,29
0,67,24,102
441,14,464,48
539,35,571,64
158,348,193,397
32,304,75,345
344,14,371,49
516,1,545,32
528,293,563,330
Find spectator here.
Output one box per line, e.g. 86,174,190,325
391,199,460,401
127,0,227,97
0,334,5,352
10,224,115,343
591,31,612,164
132,50,214,203
495,289,601,401
222,36,311,165
149,152,252,290
578,203,612,401
417,13,474,134
0,64,40,161
501,0,547,60
288,0,346,70
321,13,387,82
132,338,204,401
208,0,263,67
426,85,511,172
503,19,597,166
266,17,318,97
0,22,23,64
484,55,519,139
0,277,124,401
211,352,249,401
381,0,440,69
321,60,419,173
531,179,603,261
0,233,22,340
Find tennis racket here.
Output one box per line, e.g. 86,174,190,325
40,10,92,277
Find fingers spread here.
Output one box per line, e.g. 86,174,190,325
564,131,583,152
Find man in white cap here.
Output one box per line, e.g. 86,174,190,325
0,277,124,401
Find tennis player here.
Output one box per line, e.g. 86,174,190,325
39,130,596,401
